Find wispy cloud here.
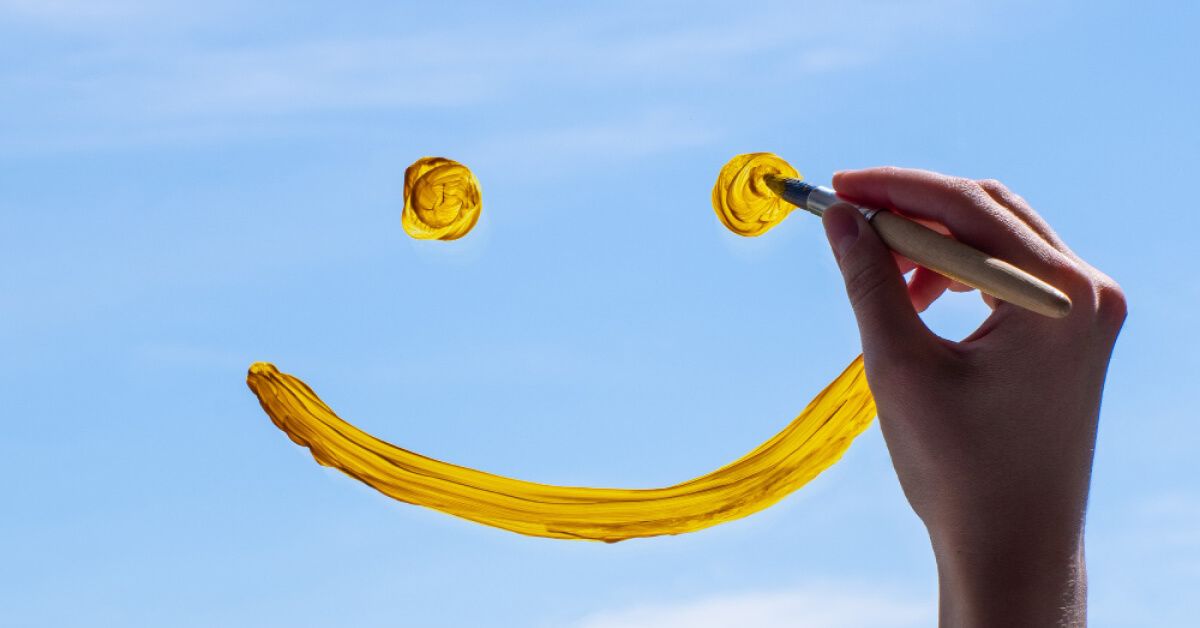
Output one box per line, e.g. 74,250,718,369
572,582,932,628
0,0,975,151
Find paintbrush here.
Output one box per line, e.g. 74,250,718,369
763,175,1071,318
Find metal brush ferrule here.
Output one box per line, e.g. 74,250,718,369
805,185,878,220
770,178,878,220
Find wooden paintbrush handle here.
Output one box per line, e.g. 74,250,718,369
868,211,1072,318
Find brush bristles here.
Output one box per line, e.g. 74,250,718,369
762,173,789,196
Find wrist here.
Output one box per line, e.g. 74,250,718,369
931,525,1087,627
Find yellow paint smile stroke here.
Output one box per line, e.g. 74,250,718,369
246,153,876,542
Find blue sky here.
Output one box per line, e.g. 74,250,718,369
1,1,1196,626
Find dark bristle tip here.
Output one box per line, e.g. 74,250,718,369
762,173,788,196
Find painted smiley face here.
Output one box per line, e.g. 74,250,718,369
245,153,876,543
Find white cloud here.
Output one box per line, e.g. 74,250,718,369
572,583,932,628
0,0,980,151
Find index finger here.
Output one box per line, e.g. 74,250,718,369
832,167,1078,287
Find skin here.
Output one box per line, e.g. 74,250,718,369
821,168,1126,627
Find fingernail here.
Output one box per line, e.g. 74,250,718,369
823,206,859,259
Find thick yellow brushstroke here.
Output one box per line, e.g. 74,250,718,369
247,152,878,542
401,156,481,240
246,358,875,542
713,152,800,236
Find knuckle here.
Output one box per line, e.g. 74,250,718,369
976,178,1008,195
1052,261,1100,306
950,176,983,193
1057,259,1095,289
948,177,990,204
1093,275,1128,327
978,178,1034,212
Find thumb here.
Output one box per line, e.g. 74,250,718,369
823,204,930,359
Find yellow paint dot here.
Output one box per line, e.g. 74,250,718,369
402,157,482,241
712,152,801,237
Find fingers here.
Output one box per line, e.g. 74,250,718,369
974,180,1127,332
948,280,974,292
823,204,934,359
832,168,1079,288
907,267,951,312
894,252,917,275
976,179,1072,254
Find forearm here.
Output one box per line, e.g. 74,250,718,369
933,530,1086,627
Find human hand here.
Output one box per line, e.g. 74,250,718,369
822,168,1126,627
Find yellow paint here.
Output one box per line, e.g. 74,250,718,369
246,153,877,542
401,157,481,240
713,152,800,236
247,358,874,542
